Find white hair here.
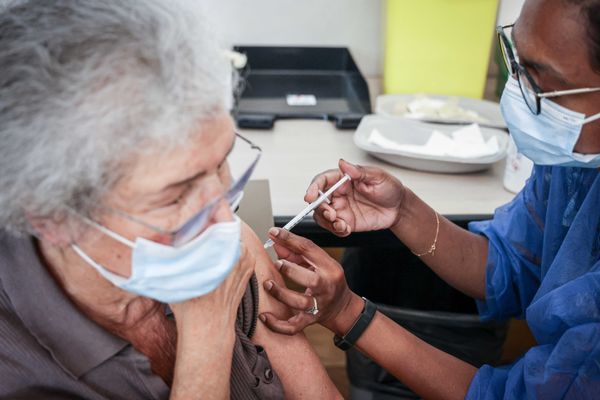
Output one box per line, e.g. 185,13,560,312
0,0,233,235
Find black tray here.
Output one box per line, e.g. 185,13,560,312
233,46,371,129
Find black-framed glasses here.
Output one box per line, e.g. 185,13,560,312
497,24,600,115
108,132,262,247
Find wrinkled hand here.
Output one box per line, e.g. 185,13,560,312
306,159,406,237
169,242,255,400
259,228,360,336
170,242,255,327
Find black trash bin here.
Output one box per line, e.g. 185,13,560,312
342,246,508,400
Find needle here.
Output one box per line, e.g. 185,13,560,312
264,174,351,249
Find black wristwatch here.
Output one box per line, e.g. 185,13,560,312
333,297,377,351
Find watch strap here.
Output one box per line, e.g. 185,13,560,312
333,297,377,351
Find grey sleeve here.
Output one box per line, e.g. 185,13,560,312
0,278,62,399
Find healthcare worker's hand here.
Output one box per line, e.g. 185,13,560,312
259,228,364,336
306,159,406,237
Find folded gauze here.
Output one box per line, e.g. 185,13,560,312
368,124,499,159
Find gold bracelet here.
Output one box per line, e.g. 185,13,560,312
411,211,439,257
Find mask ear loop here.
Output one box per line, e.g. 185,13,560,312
68,215,136,283
71,244,130,283
79,217,136,248
583,111,600,125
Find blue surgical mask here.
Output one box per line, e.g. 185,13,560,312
500,76,600,168
71,215,241,304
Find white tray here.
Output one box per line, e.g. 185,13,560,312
354,115,508,174
376,94,506,130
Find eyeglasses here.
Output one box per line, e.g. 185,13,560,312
497,24,600,115
109,132,261,247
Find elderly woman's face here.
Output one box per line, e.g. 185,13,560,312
78,114,237,278
514,0,600,154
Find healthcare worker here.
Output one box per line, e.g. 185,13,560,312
260,0,600,398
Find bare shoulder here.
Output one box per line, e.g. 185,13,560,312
239,224,341,398
240,222,292,320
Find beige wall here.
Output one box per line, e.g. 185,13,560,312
202,0,384,78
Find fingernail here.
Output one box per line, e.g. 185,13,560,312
268,227,279,237
275,260,283,270
259,314,266,322
323,211,330,220
265,280,273,290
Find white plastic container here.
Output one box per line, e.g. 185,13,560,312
503,136,534,193
354,115,508,174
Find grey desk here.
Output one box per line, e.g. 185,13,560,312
239,118,515,246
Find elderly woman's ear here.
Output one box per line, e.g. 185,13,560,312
27,214,77,247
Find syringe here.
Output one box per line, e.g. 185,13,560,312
264,174,351,249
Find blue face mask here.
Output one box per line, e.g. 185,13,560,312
500,76,600,168
72,215,241,304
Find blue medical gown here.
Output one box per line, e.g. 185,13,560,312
466,166,600,399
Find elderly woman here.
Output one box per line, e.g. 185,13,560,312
262,0,600,398
0,1,341,399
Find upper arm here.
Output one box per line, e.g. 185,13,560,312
240,223,341,399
